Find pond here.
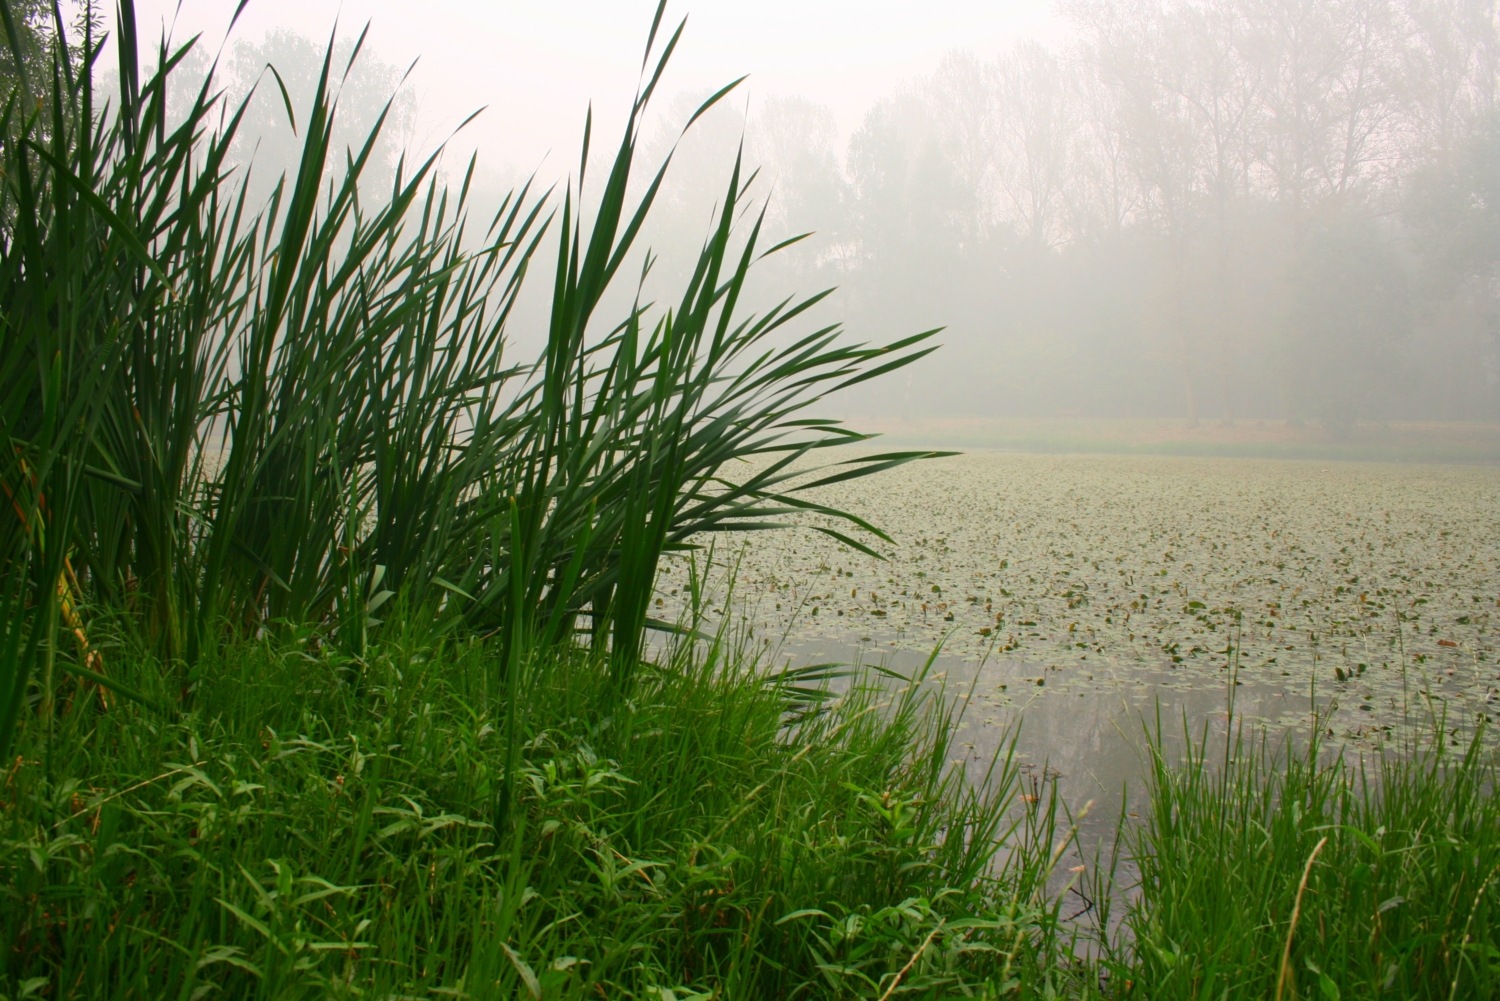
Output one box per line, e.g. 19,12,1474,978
654,450,1500,891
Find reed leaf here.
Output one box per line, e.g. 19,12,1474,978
0,0,944,753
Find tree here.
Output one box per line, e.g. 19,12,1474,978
1285,213,1410,426
1403,111,1500,417
0,0,50,100
224,28,416,207
1074,1,1218,422
991,41,1078,249
1399,0,1499,165
748,94,852,279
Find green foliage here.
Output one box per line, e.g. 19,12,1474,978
4,617,1495,998
0,4,991,993
1107,708,1500,1000
0,627,1076,998
0,0,943,762
0,0,50,105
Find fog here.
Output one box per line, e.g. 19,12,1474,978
131,0,1500,425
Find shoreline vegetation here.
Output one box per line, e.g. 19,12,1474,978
1,2,1496,997
3,625,1497,998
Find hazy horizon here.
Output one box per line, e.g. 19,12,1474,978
107,0,1500,427
127,1,1068,180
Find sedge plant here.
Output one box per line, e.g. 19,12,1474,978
0,0,946,766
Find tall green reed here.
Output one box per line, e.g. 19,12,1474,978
0,4,145,757
0,0,944,760
1109,705,1500,999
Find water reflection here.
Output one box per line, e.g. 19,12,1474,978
765,630,1472,943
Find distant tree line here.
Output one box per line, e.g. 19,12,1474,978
153,27,416,210
0,1,51,93
87,2,1499,425
651,0,1500,425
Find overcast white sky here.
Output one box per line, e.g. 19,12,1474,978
127,1,1065,178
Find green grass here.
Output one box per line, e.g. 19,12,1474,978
0,621,1081,999
1099,702,1500,1000
5,625,1497,999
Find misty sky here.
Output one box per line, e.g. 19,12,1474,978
130,1,1064,177
106,0,1500,425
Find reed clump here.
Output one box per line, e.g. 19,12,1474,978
0,0,942,763
1098,705,1500,1000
